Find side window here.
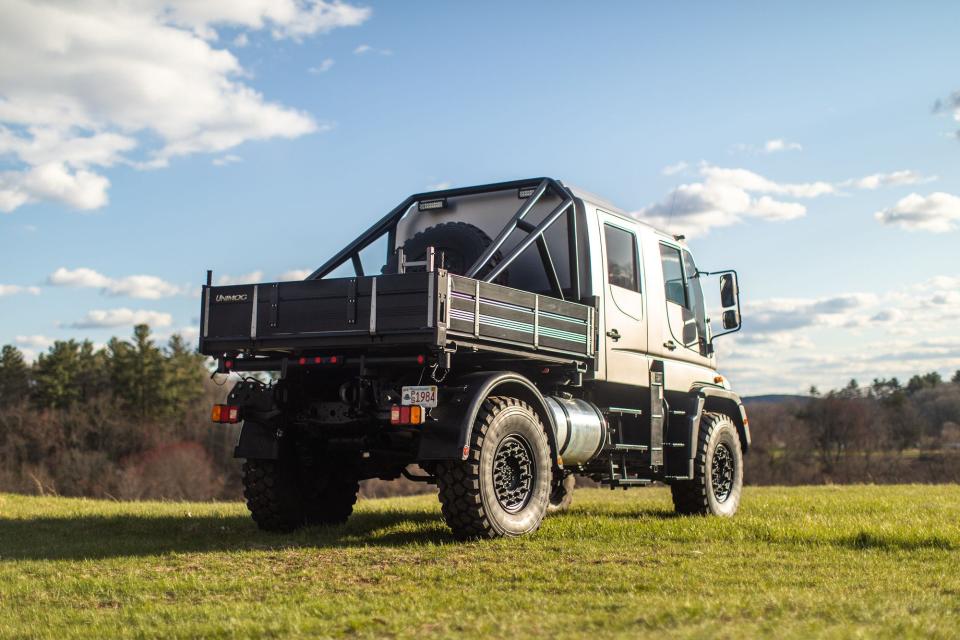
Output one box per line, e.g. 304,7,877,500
683,249,708,347
659,244,687,306
604,224,640,292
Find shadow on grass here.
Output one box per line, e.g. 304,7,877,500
0,508,454,561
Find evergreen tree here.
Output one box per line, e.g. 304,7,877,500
32,340,85,408
906,371,942,395
163,333,205,414
108,325,166,419
0,345,31,402
953,370,960,384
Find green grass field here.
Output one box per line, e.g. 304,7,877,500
1,485,958,639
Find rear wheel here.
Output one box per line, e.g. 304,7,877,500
242,454,359,532
670,412,743,517
437,397,552,539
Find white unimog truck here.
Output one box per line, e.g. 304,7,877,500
201,177,748,539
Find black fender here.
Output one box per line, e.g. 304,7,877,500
233,420,281,460
417,371,562,468
689,384,750,454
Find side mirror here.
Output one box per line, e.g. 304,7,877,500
722,309,741,330
720,273,738,308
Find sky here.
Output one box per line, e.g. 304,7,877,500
0,0,959,395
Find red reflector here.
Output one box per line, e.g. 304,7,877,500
399,406,411,424
330,356,338,364
298,357,306,365
224,359,233,369
417,354,425,365
314,356,322,364
390,405,401,424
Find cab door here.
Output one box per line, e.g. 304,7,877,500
657,241,711,367
598,212,649,386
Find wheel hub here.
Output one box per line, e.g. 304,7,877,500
711,443,735,503
492,434,535,513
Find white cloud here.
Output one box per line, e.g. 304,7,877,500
0,284,41,296
933,90,960,136
232,33,249,47
70,308,173,329
874,192,960,232
309,58,335,74
732,139,802,154
212,154,242,166
353,43,391,55
15,334,54,350
720,274,960,394
0,0,370,213
279,269,311,281
637,163,941,237
840,170,937,190
427,181,451,191
763,139,802,153
217,271,263,285
661,161,688,176
48,267,182,298
634,165,831,236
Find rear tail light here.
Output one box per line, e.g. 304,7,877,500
211,404,241,424
390,404,426,425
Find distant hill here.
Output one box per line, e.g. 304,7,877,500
743,394,811,405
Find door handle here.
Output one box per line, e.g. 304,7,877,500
606,328,621,341
663,340,677,350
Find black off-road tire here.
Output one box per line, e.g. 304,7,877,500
305,470,360,526
391,222,503,279
242,458,360,532
242,459,306,532
547,473,575,513
670,412,743,517
436,397,552,539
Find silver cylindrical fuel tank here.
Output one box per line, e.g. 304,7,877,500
544,396,606,465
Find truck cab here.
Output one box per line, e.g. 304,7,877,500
201,177,748,539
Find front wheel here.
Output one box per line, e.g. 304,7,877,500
670,412,744,517
436,397,552,539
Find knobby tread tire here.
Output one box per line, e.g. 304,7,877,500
306,473,360,526
242,459,360,532
436,396,550,540
670,412,742,516
242,459,304,533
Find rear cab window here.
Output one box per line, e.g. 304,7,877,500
604,224,640,292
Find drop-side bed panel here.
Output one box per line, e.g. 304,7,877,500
445,275,594,359
200,271,595,361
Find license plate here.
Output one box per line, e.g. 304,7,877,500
401,385,438,408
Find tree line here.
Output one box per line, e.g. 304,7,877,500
0,325,239,500
0,325,958,499
747,371,960,485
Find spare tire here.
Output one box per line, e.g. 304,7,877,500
390,222,503,279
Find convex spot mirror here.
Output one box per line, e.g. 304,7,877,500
723,309,741,330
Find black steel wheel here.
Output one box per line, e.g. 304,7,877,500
670,412,744,517
437,397,552,539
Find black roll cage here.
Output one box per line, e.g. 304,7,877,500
306,177,581,302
